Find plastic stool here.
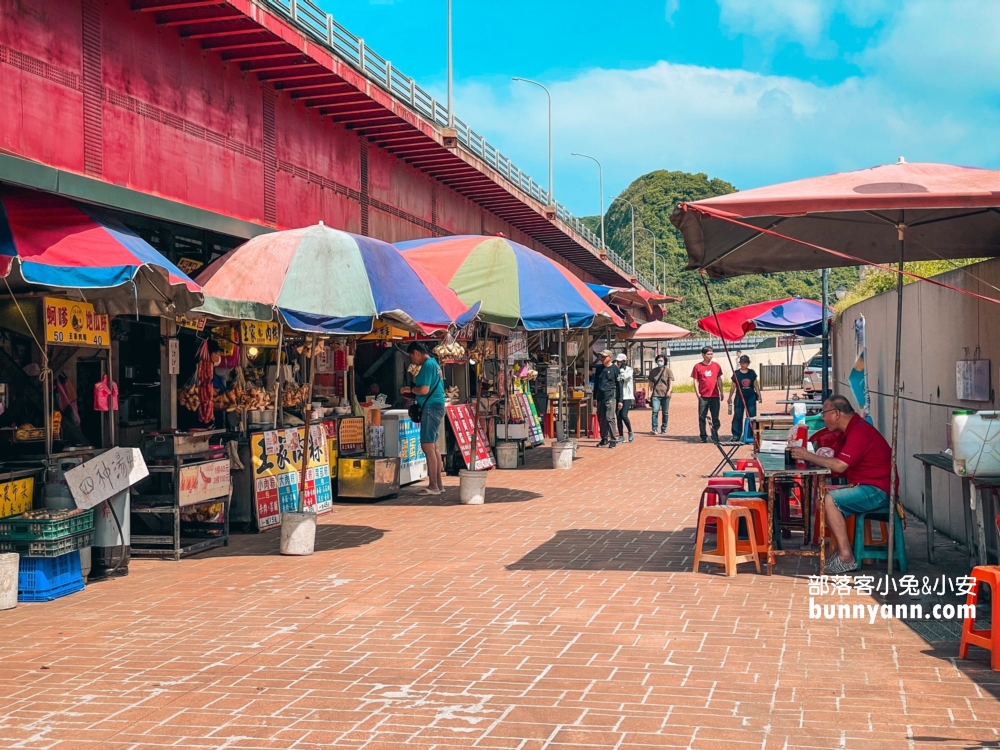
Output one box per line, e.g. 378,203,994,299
853,509,907,572
697,481,745,533
959,566,1000,670
727,497,768,555
694,505,760,577
589,412,600,439
723,471,757,492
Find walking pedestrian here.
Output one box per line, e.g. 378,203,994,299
615,353,635,442
727,354,762,441
648,354,674,435
595,349,621,449
691,346,723,443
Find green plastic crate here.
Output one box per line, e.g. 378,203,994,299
0,508,94,540
0,529,94,557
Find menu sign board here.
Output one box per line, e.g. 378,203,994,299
445,404,495,470
338,416,366,456
240,320,280,347
43,297,109,347
0,477,34,519
177,459,231,507
250,425,333,530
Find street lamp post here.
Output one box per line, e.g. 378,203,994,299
638,226,656,291
610,196,636,277
512,77,553,206
447,0,453,126
571,152,603,250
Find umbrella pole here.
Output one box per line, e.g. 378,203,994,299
887,228,905,574
273,323,283,430
297,332,318,514
43,341,52,456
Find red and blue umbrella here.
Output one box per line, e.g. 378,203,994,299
196,224,478,334
395,235,623,329
697,297,833,341
0,188,202,315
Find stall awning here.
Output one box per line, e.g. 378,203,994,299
0,187,202,316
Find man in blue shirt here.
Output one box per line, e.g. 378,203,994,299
401,342,445,495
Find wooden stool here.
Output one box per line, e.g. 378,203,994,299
959,566,1000,670
694,506,760,577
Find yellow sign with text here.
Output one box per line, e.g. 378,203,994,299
43,297,109,347
0,477,34,519
240,320,280,347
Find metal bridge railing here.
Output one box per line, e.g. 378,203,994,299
258,0,653,290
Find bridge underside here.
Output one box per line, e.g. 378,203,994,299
0,0,629,285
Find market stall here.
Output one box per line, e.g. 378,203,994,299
396,235,623,460
194,224,476,516
0,187,203,581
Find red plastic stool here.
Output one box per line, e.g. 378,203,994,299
959,566,1000,670
589,412,600,439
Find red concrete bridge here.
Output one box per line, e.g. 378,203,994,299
1,0,645,287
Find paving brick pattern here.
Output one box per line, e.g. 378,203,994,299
2,393,999,749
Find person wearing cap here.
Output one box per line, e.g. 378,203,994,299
648,354,674,435
594,349,621,448
615,353,635,442
728,355,762,441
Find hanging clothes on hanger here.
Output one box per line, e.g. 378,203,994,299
94,375,119,412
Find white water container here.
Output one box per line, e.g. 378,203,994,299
952,410,1000,477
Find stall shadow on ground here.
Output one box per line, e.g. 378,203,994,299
371,487,542,506
200,523,388,557
506,528,694,572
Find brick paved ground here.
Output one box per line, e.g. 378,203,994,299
2,393,1000,749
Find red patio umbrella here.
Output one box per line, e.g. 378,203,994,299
672,160,1000,573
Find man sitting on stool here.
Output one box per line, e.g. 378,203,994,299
790,395,892,575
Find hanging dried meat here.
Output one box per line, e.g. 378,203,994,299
196,339,215,424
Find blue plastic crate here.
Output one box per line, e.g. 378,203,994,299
18,551,85,602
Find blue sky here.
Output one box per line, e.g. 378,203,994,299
324,0,1000,218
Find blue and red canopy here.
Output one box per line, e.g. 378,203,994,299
0,188,202,315
697,297,833,341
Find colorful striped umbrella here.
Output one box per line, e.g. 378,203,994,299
196,224,478,334
0,188,202,315
395,235,623,330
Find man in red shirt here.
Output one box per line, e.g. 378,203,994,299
691,346,724,443
791,395,893,574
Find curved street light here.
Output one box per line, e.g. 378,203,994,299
638,226,657,292
609,195,636,276
571,153,604,250
512,77,553,206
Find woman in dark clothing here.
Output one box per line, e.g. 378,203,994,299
728,355,762,441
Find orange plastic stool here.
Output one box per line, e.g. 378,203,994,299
727,498,768,555
959,566,1000,670
694,505,760,577
697,480,745,532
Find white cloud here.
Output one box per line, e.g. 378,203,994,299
665,0,680,24
718,0,837,49
454,59,1000,213
856,0,1000,95
446,0,1000,216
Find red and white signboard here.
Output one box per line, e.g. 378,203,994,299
178,459,231,507
445,404,495,471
